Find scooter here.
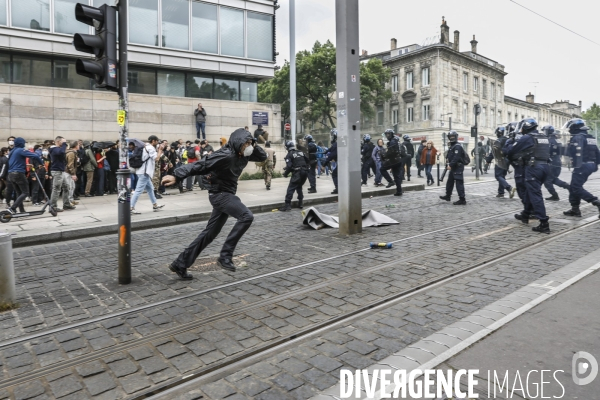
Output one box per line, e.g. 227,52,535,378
0,167,58,223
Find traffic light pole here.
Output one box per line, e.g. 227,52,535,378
116,0,131,284
335,0,362,235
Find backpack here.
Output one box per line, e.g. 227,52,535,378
80,148,90,166
187,146,197,159
129,143,147,169
461,148,471,165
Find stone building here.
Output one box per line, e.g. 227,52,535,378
360,18,581,154
0,0,282,145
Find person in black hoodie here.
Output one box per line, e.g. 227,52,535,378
162,128,267,279
7,138,42,214
0,147,8,204
401,134,414,181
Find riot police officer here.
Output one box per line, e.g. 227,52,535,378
402,134,414,181
504,121,533,215
361,134,376,186
324,129,338,195
279,141,309,212
508,118,550,233
439,131,467,205
304,135,318,193
542,125,570,201
380,129,405,196
485,126,515,198
563,119,600,218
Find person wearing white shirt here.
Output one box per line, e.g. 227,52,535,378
130,135,165,214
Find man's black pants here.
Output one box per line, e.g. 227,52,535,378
173,192,254,269
285,169,308,204
307,162,317,189
8,172,29,212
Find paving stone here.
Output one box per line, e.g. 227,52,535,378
289,384,318,400
255,388,294,400
83,372,117,396
199,350,227,365
271,372,304,391
108,358,138,378
278,357,312,374
129,346,154,361
200,380,236,399
48,375,83,398
121,373,152,394
346,339,378,355
171,353,202,374
13,381,45,400
187,339,217,357
157,342,187,359
306,355,343,373
236,376,271,397
301,368,340,391
75,361,105,377
174,332,200,345
214,337,245,356
32,341,59,356
62,338,87,352
139,356,169,375
246,362,282,379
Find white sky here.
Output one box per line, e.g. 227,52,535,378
275,0,600,111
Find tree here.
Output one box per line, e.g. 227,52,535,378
582,103,600,132
258,40,392,129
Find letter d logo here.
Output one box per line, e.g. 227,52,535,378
572,351,598,386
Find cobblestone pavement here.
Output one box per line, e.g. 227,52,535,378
1,178,599,400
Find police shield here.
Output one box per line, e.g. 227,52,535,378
489,138,509,170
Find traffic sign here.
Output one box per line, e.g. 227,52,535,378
285,123,291,131
117,110,125,126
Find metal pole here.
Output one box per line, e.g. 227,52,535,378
449,116,452,131
0,232,15,305
474,113,479,180
289,0,296,144
116,0,131,284
335,0,361,235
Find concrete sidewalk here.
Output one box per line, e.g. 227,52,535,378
2,175,426,247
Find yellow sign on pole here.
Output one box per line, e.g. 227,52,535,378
117,110,126,126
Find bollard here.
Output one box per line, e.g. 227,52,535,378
0,232,15,305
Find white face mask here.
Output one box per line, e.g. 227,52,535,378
243,145,254,157
42,151,49,156
8,141,14,146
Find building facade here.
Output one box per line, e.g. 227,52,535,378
0,0,282,144
360,18,581,153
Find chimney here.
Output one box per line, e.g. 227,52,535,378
470,35,478,53
579,100,582,108
390,38,397,50
453,30,460,51
526,92,534,103
361,49,368,56
440,17,450,45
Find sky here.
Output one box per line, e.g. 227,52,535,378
274,0,600,112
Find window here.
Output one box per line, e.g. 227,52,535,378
130,0,159,46
214,77,239,100
482,79,487,98
13,0,50,31
497,85,502,101
391,75,398,92
463,73,468,92
128,67,156,95
192,2,218,53
482,107,487,127
422,67,430,87
53,59,91,90
392,107,398,125
508,112,511,121
0,0,5,26
491,83,495,100
247,12,273,60
453,69,458,89
0,54,10,83
158,70,185,97
187,74,213,98
55,0,88,34
463,103,468,123
220,7,244,57
240,81,257,102
12,55,51,86
473,77,479,93
162,0,189,50
377,105,384,126
406,104,414,122
498,110,502,125
423,104,430,121
406,71,413,89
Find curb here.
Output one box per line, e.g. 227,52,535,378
12,184,424,247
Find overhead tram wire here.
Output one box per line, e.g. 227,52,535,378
508,0,600,47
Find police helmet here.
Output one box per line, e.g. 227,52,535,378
562,118,588,134
541,125,555,136
363,134,371,142
516,118,538,134
447,130,458,143
384,129,395,140
285,141,295,150
495,126,505,137
304,134,313,142
330,129,338,142
403,134,411,141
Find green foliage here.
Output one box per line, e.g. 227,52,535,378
582,103,600,129
258,40,392,129
239,170,283,181
0,302,18,312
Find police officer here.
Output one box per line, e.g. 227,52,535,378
439,131,467,205
401,134,414,181
380,129,405,196
324,129,338,194
361,134,376,186
486,126,515,198
279,141,309,212
508,118,550,233
304,135,318,193
542,125,570,201
504,121,533,217
563,119,600,218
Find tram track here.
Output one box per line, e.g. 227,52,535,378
0,209,598,397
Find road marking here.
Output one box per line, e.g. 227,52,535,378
470,225,514,240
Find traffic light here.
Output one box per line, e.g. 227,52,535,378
73,3,118,91
471,126,478,138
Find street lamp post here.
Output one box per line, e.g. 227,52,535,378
289,0,296,144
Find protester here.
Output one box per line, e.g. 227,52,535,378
49,136,75,211
82,141,96,197
194,103,207,140
130,135,165,214
420,140,438,186
65,141,79,205
7,138,42,214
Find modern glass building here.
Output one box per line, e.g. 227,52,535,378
0,0,276,101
